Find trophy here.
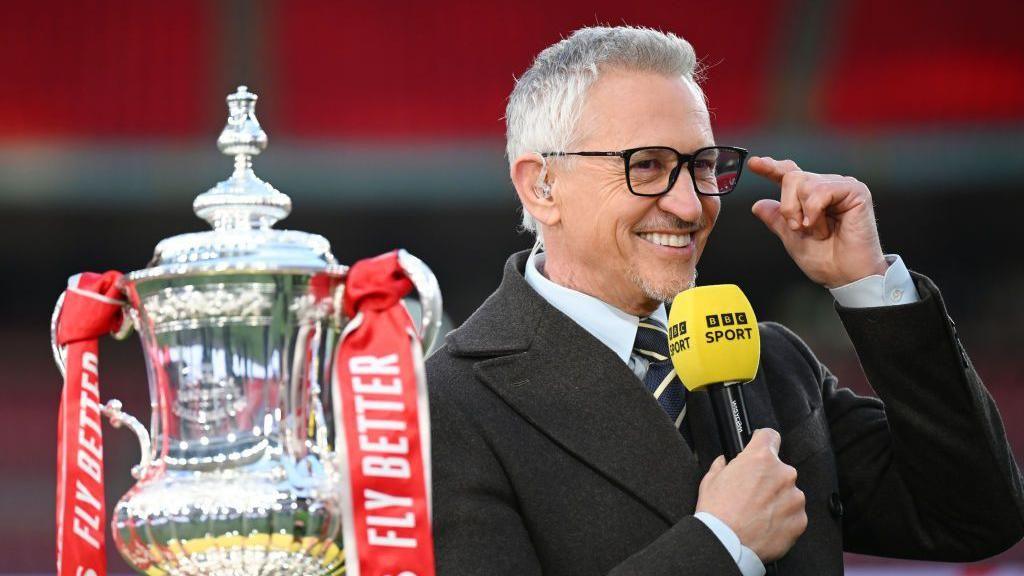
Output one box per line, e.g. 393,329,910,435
51,87,442,576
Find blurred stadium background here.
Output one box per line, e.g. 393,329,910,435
1,0,1022,573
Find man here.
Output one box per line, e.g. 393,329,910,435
426,26,1024,575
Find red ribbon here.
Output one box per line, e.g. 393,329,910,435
334,251,436,576
55,271,125,576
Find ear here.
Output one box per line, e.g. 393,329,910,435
510,153,561,227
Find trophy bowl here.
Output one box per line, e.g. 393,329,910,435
51,86,441,576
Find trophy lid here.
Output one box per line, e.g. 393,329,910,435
129,86,338,282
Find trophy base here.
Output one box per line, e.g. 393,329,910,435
112,454,344,575
126,533,344,576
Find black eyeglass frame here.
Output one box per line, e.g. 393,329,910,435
541,145,749,197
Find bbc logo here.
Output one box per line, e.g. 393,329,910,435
705,312,748,328
669,321,687,338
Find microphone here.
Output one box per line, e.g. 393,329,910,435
667,284,760,460
669,287,782,576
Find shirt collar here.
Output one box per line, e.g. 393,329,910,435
524,247,668,364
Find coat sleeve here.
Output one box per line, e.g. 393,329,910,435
776,272,1024,561
428,353,741,576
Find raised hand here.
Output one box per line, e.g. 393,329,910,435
748,156,888,288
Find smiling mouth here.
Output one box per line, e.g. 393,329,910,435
636,231,693,248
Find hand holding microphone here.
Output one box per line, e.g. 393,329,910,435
669,285,807,564
696,430,808,563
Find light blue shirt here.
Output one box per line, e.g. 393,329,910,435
523,247,920,576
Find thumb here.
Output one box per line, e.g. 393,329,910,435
748,428,782,456
751,199,788,238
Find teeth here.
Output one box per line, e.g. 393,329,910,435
639,232,692,248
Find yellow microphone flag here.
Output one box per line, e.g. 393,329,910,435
667,284,760,392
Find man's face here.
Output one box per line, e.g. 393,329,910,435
543,69,720,314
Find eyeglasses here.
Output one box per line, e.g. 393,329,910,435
541,146,748,197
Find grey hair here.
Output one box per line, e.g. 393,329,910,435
505,26,704,243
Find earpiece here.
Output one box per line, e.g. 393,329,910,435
535,152,552,198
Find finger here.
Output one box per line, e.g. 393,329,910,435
751,199,789,239
802,178,858,238
800,185,836,241
749,428,782,456
709,455,727,474
779,171,807,231
700,456,727,490
747,156,802,184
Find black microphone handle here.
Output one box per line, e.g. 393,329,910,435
707,382,782,575
706,381,752,460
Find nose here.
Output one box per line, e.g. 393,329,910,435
655,170,704,223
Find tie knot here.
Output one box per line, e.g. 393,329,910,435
634,317,670,361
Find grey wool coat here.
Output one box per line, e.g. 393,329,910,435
426,251,1024,575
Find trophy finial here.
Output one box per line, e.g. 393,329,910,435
217,86,267,157
193,85,291,230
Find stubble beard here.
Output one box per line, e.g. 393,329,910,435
627,264,697,303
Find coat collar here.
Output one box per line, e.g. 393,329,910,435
444,251,543,357
523,248,669,364
445,251,703,523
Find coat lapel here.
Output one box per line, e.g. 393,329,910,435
446,252,702,525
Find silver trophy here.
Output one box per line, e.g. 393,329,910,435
50,86,442,575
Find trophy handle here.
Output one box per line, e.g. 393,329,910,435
50,292,153,480
50,291,67,377
397,249,443,353
102,400,153,479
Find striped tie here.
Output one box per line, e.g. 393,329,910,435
634,316,688,431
